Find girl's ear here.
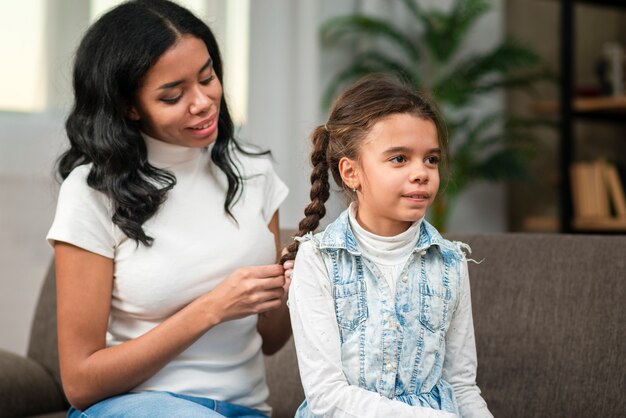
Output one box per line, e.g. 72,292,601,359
338,157,360,190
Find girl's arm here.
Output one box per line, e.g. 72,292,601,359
56,242,285,411
289,241,456,418
442,259,493,418
256,210,292,355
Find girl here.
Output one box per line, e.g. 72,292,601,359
47,1,292,416
283,74,493,418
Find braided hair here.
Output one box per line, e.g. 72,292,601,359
281,73,448,263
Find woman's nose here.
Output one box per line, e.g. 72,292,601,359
188,86,211,115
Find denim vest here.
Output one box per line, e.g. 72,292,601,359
295,209,465,417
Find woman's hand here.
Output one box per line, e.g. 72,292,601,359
282,258,294,302
204,264,286,323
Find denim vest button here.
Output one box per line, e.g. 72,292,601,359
420,250,427,256
402,275,408,282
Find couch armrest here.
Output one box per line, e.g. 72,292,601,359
0,348,66,417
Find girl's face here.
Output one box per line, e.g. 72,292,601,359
341,113,441,236
129,35,222,148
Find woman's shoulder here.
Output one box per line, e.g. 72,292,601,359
231,143,274,174
60,163,92,192
58,163,110,208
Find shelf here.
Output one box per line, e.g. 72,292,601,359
548,0,626,10
572,217,626,232
533,96,626,114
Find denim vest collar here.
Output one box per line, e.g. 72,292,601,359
317,208,449,256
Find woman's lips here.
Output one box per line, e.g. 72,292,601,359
188,115,218,136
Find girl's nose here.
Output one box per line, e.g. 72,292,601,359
409,164,428,184
189,86,211,115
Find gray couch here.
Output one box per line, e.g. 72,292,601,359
1,234,624,418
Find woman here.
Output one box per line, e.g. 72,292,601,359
47,1,292,416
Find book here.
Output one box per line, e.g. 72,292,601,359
570,160,619,220
604,162,626,218
593,160,610,218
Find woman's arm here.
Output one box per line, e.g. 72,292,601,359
289,242,456,418
441,259,493,418
56,241,285,410
257,210,292,355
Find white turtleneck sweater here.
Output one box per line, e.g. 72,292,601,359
348,203,422,296
47,134,288,413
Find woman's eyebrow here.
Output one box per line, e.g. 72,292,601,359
157,57,213,90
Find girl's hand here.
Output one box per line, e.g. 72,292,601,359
205,264,286,323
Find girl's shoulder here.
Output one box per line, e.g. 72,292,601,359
420,221,470,261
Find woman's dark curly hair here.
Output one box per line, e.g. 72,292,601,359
281,73,449,264
59,0,260,246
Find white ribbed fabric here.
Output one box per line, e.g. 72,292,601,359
348,203,422,295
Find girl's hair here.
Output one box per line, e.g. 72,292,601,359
59,0,257,246
281,73,449,263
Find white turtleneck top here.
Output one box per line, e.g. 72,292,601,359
47,134,288,413
348,203,422,296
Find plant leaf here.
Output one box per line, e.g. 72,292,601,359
320,15,420,63
434,39,544,106
475,149,533,182
420,0,491,63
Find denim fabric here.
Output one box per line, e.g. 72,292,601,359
296,209,464,417
67,391,269,418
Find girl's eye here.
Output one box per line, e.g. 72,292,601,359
425,155,440,165
390,155,407,164
200,75,215,86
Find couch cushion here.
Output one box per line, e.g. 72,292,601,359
264,337,305,418
448,233,626,418
27,263,62,388
0,348,66,418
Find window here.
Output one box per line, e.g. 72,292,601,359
0,0,47,112
1,0,249,124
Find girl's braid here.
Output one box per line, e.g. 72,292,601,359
280,126,331,264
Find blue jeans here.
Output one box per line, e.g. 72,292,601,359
67,391,269,418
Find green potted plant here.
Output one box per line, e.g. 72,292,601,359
320,0,554,231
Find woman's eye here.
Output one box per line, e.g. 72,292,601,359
200,75,215,86
390,155,407,164
160,95,182,104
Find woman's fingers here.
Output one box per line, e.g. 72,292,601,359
256,298,285,314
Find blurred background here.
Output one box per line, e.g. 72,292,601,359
1,0,625,355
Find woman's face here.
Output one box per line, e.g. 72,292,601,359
129,35,222,148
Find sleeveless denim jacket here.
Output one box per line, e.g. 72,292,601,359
295,209,466,417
